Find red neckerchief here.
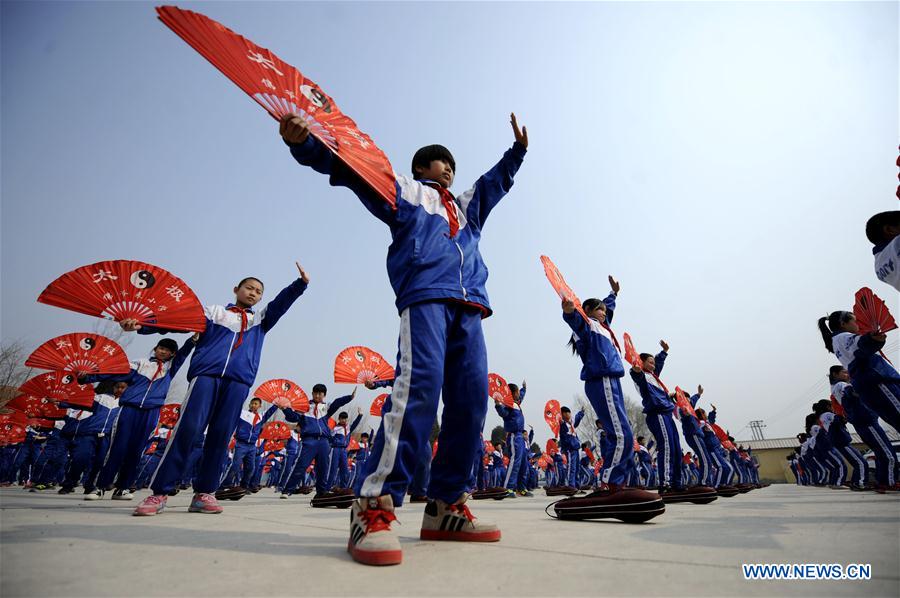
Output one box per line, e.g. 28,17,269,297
227,306,250,349
150,359,164,381
424,182,460,238
647,371,669,394
252,412,260,427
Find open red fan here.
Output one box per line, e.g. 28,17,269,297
27,418,57,428
260,421,291,441
853,287,898,335
0,424,26,444
674,386,697,419
156,6,396,207
488,373,513,408
348,437,360,452
38,260,206,332
263,439,285,452
622,333,642,369
25,333,131,375
5,396,43,418
370,393,388,417
0,412,28,427
333,346,395,385
540,255,588,322
544,399,561,435
483,440,494,453
545,438,558,455
327,417,336,430
253,378,309,413
19,372,95,408
711,422,729,444
159,404,181,427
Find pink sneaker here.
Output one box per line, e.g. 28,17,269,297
133,495,167,516
188,493,223,514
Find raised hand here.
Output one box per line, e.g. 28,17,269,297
119,318,141,332
608,275,620,295
510,113,528,149
280,114,310,144
697,384,704,396
562,298,575,314
364,380,377,390
295,262,310,284
660,340,669,353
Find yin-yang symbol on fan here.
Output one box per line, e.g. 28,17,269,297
61,374,75,385
130,270,156,289
282,382,291,392
79,337,96,351
355,350,365,362
299,85,332,114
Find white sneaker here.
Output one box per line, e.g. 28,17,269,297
280,493,289,499
420,493,501,542
348,495,402,566
112,489,134,501
83,490,102,501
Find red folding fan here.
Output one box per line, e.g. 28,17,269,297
545,438,559,455
484,440,494,453
39,397,67,419
263,439,285,452
327,418,336,430
253,378,309,413
711,423,729,444
0,424,26,444
37,260,206,332
370,393,388,417
623,333,642,369
674,386,697,419
333,346,395,385
25,333,131,375
544,399,561,436
540,255,588,322
156,6,396,207
260,421,291,441
0,412,28,427
633,438,641,452
159,404,181,427
27,418,57,428
5,395,43,418
488,373,513,408
19,372,95,408
853,287,898,335
348,437,360,451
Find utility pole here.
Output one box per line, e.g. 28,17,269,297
748,420,766,441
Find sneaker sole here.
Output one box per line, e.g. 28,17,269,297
188,507,223,514
132,509,163,517
111,497,133,501
420,529,501,542
348,542,402,566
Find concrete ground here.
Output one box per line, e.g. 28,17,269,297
1,484,898,597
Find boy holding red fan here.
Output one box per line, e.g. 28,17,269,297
128,263,310,516
281,112,528,565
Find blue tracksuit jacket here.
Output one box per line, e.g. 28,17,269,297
287,134,526,316
282,395,354,438
629,352,673,414
562,293,624,379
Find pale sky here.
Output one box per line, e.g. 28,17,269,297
2,1,898,448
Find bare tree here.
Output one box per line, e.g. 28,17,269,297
0,340,35,405
91,319,134,351
571,391,649,445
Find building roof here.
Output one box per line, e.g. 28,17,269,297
738,429,900,451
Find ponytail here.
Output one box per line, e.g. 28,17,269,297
818,317,834,353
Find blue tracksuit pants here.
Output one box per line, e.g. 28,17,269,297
327,447,349,489
355,302,488,506
584,377,633,486
278,450,299,491
862,382,900,433
684,433,713,486
503,433,528,491
710,448,733,487
94,405,159,491
62,435,98,490
856,423,896,486
646,411,683,490
223,442,257,488
285,436,330,493
150,375,250,495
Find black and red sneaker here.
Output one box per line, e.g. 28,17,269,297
349,496,402,566
420,495,501,542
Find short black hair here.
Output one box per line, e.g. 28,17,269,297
249,397,262,404
865,211,900,245
639,353,653,362
561,406,571,414
637,435,645,443
312,383,327,395
338,411,348,419
828,365,845,384
155,338,178,353
411,144,455,177
508,383,519,395
237,276,264,290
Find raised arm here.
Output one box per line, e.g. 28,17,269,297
260,264,309,334
168,337,196,378
326,391,356,419
281,116,395,224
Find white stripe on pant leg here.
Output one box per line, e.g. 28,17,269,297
657,414,671,488
601,377,624,484
503,434,516,489
830,449,846,483
868,426,896,486
845,447,866,485
91,408,123,489
878,384,900,414
696,436,710,484
361,309,413,497
149,378,197,489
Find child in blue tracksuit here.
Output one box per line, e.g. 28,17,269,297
129,265,309,516
678,386,714,487
819,311,900,433
220,397,278,491
629,340,686,494
58,382,126,496
696,409,734,489
561,279,638,492
327,411,352,490
281,111,528,564
277,427,302,492
557,406,583,488
494,382,531,496
830,366,896,491
281,384,354,498
82,338,193,500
